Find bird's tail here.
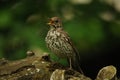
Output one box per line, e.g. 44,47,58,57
71,52,83,74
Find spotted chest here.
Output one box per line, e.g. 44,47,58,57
45,29,74,58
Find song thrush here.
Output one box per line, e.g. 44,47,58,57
45,17,82,73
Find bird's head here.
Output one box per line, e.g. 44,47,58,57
47,17,62,28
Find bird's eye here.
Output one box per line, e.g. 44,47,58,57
55,20,59,23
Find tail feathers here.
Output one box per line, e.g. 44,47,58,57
71,54,83,74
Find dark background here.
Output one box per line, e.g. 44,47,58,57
0,0,120,79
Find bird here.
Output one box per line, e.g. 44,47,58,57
45,17,83,73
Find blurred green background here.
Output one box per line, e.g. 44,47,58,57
0,0,120,78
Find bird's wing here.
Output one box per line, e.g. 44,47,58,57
57,28,80,60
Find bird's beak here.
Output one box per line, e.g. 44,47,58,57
47,20,53,26
47,22,52,25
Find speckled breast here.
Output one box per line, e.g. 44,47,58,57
45,29,73,58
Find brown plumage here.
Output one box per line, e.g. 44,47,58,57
45,17,82,73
